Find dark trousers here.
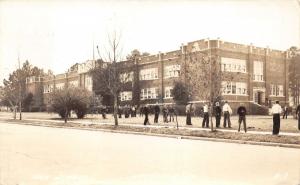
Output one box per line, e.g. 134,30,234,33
223,112,231,127
169,113,174,122
144,115,149,125
186,113,192,125
215,115,221,127
298,113,300,130
238,116,247,132
282,111,288,119
272,114,280,135
202,112,209,127
163,113,168,123
154,113,159,123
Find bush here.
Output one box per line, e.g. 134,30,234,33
50,87,91,122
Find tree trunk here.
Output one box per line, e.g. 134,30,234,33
13,107,16,120
113,93,118,126
64,107,68,123
210,104,214,132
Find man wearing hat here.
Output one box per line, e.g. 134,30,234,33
214,102,222,128
271,100,282,135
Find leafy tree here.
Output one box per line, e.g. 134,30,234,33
172,81,189,105
50,87,91,123
2,60,44,119
22,92,33,111
288,47,300,106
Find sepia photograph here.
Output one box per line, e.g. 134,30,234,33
0,0,300,184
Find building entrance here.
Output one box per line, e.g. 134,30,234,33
253,88,266,105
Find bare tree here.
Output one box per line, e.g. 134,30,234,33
90,31,133,126
181,51,225,131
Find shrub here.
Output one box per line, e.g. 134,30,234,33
50,87,91,122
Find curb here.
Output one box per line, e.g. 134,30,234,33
1,119,300,149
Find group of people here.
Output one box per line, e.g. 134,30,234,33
116,101,300,135
117,105,137,118
143,103,177,125
186,100,300,135
186,101,242,130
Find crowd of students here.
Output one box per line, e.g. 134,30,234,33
185,101,300,135
106,101,300,135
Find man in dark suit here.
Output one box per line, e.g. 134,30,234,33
296,104,300,130
214,102,221,128
237,104,247,133
143,105,150,125
154,103,160,123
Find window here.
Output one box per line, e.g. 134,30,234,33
120,72,133,83
140,87,159,100
139,68,158,81
43,84,54,93
222,81,247,95
120,91,132,101
270,84,284,96
253,61,264,82
85,76,93,91
221,57,246,73
69,80,78,87
164,87,173,98
56,83,65,90
164,65,181,78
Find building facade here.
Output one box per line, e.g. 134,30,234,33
26,39,292,114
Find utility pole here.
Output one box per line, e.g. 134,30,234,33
18,54,22,120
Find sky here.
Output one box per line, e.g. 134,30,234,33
0,0,299,85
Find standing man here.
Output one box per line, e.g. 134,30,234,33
168,105,175,122
162,105,168,123
154,103,160,123
296,104,300,130
214,102,222,128
237,103,247,133
143,105,150,125
282,105,288,119
222,101,232,128
186,103,194,125
202,103,209,128
118,105,122,118
271,100,282,135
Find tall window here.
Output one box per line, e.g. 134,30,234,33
222,81,247,95
164,86,173,98
270,84,284,96
140,87,159,100
221,57,246,73
164,65,181,78
69,80,78,87
253,61,264,82
85,76,93,91
120,72,133,83
56,83,65,90
120,91,132,101
43,84,54,94
139,68,158,81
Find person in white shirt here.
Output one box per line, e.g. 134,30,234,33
222,101,232,128
271,100,282,135
202,103,209,128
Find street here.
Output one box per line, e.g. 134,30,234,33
0,122,300,185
